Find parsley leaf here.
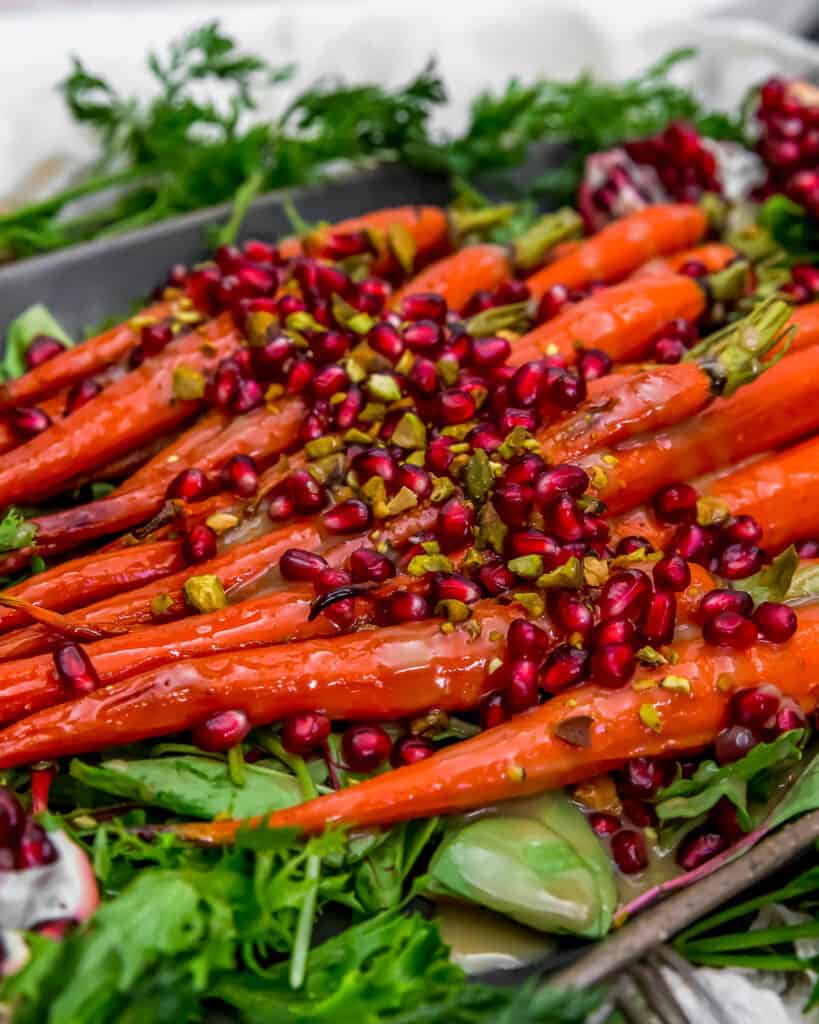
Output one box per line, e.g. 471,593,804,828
0,507,37,553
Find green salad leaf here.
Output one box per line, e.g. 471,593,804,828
0,507,37,553
758,195,819,265
1,304,73,381
740,545,799,606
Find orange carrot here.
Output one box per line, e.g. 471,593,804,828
172,603,819,841
524,205,707,299
631,243,736,278
389,244,512,312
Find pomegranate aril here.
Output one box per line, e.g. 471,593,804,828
468,423,503,453
281,712,331,755
653,554,691,592
403,319,442,352
54,642,100,696
754,601,797,643
677,831,728,871
267,487,294,521
552,592,594,641
543,369,586,411
391,735,435,767
167,467,207,503
715,724,759,765
589,812,621,836
541,645,589,692
218,454,257,498
433,573,482,605
709,796,744,840
471,335,511,368
437,499,474,552
477,560,514,595
593,618,635,648
504,454,545,486
499,408,537,434
320,230,371,261
643,590,676,646
400,292,447,324
397,464,432,501
699,588,753,621
620,757,666,798
480,691,507,730
409,357,437,397
703,610,757,649
311,363,348,398
493,482,534,527
577,348,612,381
533,465,589,508
438,389,476,425
720,543,764,580
288,470,327,513
353,448,396,488
591,643,636,688
184,524,218,564
654,482,698,524
25,334,66,369
721,515,763,547
140,323,173,357
796,538,819,559
368,322,405,361
386,592,431,623
547,494,585,542
616,535,653,556
611,830,648,874
511,361,545,407
279,548,328,582
324,499,371,534
193,709,250,752
506,618,549,661
537,284,571,322
732,685,781,729
231,377,264,413
499,659,540,712
64,378,102,415
243,239,278,264
678,260,708,278
620,798,656,828
672,523,714,565
286,358,315,395
653,337,686,363
774,704,807,734
599,569,652,623
342,725,392,772
0,789,23,850
349,548,395,583
17,822,57,868
7,406,51,438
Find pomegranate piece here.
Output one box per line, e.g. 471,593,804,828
578,149,668,232
392,735,435,767
53,643,99,697
281,712,331,755
25,334,66,370
610,829,648,874
279,548,328,582
183,524,218,564
754,601,797,643
192,709,250,752
342,725,392,772
676,831,728,871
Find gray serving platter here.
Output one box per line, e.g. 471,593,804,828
2,164,818,1013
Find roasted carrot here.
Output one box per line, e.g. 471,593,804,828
776,302,819,356
0,314,241,508
584,341,819,515
631,243,736,278
389,245,512,313
510,275,705,367
0,602,518,767
0,301,171,408
172,603,819,841
524,205,707,299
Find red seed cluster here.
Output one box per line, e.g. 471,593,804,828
0,787,57,870
754,78,819,220
624,121,721,203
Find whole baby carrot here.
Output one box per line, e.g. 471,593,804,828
172,603,819,841
0,602,518,766
631,243,736,278
389,245,513,313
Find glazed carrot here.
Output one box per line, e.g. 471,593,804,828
0,540,185,637
631,243,736,278
780,302,819,356
389,245,512,312
0,519,344,662
583,342,819,515
510,275,705,367
0,301,172,408
524,205,707,299
0,314,241,508
173,603,819,841
0,602,518,767
278,206,450,273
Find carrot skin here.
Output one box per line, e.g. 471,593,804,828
524,205,707,299
510,276,705,367
631,243,736,278
174,603,819,841
0,603,516,767
780,302,819,356
389,244,511,312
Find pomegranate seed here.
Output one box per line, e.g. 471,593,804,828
622,798,656,828
243,239,277,264
477,560,514,595
215,245,242,273
543,369,586,410
678,260,708,278
279,549,328,582
267,487,294,521
463,290,495,316
542,645,589,692
643,590,676,646
54,643,100,696
17,821,57,868
546,494,585,542
433,573,482,605
438,390,476,425
715,724,759,765
504,454,545,486
599,569,652,622
324,499,371,534
401,293,446,324
677,831,728,871
533,465,589,508
288,470,327,513
720,543,764,580
140,323,173,357
594,619,635,648
506,619,549,661
775,704,807,734
281,712,331,755
577,348,612,381
0,790,24,849
25,334,66,369
796,538,819,559
207,361,240,409
187,266,220,313
409,357,438,397
732,685,781,728
468,423,502,452
426,436,454,475
353,448,396,489
699,588,753,621
220,454,258,498
703,610,757,648
792,264,819,294
403,320,442,352
760,78,786,110
620,757,666,798
471,336,511,368
493,482,534,527
437,499,474,552
754,601,797,642
184,524,218,564
583,515,609,543
499,408,537,434
396,464,432,501
193,709,250,752
537,284,571,322
511,361,545,407
653,337,686,363
386,592,430,623
342,725,392,772
721,515,763,546
507,529,559,563
480,691,507,730
368,322,405,361
654,483,698,524
653,554,691,593
286,358,315,395
166,468,208,503
591,643,636,688
7,406,51,438
320,230,371,261
334,385,363,430
349,548,395,583
64,378,102,415
616,535,653,556
392,735,435,767
672,523,714,565
251,335,292,379
552,593,594,642
314,567,351,596
589,812,621,836
312,331,349,364
231,377,264,413
499,659,540,712
239,265,277,297
709,796,744,839
311,364,348,399
611,830,648,874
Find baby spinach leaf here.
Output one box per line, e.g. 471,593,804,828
741,545,799,606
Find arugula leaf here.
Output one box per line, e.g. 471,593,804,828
352,818,441,913
69,754,308,819
739,545,799,606
1,304,73,381
0,508,37,553
656,731,804,835
768,747,819,831
758,195,819,265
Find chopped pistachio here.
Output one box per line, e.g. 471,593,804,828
440,621,455,634
359,401,387,424
245,311,276,346
367,374,401,403
183,575,227,613
435,599,471,623
464,448,494,505
285,311,324,333
404,449,426,467
696,496,731,527
206,512,240,535
304,435,343,460
391,412,427,450
384,486,418,516
588,465,608,490
508,554,544,579
172,365,206,400
264,383,285,407
440,423,474,440
310,453,346,484
387,222,417,274
150,593,175,617
601,454,619,467
583,556,609,587
636,646,668,667
716,673,733,692
329,391,346,406
436,356,459,387
554,715,593,748
513,592,546,618
639,704,663,733
610,547,662,568
497,425,535,461
537,557,582,590
361,476,387,507
632,678,657,692
660,674,692,695
395,349,415,376
449,442,471,455
488,630,502,642
430,476,456,504
506,764,526,783
421,540,441,555
462,546,484,571
408,553,455,576
488,657,503,675
343,427,373,445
